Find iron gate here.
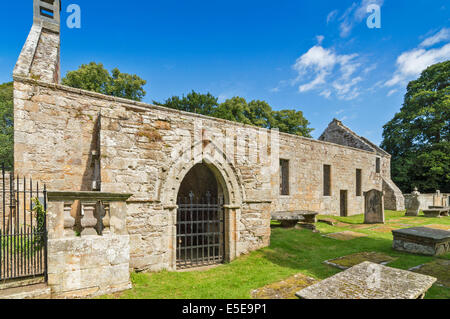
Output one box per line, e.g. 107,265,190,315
0,165,47,282
176,192,225,269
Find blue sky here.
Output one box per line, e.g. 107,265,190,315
1,1,449,144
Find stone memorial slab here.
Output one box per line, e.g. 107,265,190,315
364,189,385,224
423,224,450,231
251,273,318,299
409,259,450,288
323,231,368,241
296,261,437,299
271,211,318,228
371,226,399,233
392,227,450,256
324,252,397,270
422,209,445,218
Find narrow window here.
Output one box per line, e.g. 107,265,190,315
376,157,381,173
323,165,331,196
356,169,362,196
280,159,290,195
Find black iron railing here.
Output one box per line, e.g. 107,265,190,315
176,192,225,269
0,164,47,282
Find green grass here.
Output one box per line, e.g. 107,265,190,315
103,210,450,299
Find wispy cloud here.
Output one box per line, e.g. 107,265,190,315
291,39,365,100
330,0,384,38
419,28,450,47
386,28,450,87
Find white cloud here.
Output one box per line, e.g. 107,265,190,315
387,89,398,97
327,10,338,24
386,42,450,87
335,0,384,38
420,28,450,47
292,43,364,100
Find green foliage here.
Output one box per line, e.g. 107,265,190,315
32,197,47,232
155,92,313,137
381,61,450,193
154,90,218,116
0,82,13,168
32,197,47,249
62,62,147,101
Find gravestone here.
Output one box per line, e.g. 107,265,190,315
296,261,437,299
405,187,421,217
364,189,385,224
392,227,450,256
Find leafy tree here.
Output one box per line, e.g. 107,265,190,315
0,82,13,168
213,97,252,125
154,91,218,116
381,61,450,193
273,109,313,137
157,92,313,137
62,62,147,101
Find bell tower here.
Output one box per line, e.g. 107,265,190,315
33,0,61,33
14,0,61,83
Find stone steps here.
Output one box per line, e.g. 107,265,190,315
0,282,51,299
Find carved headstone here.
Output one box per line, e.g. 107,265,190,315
364,189,385,224
406,187,421,217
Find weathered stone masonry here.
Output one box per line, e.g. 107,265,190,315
13,1,405,276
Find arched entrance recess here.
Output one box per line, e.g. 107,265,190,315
159,143,245,270
176,163,224,268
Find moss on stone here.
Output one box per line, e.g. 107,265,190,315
325,252,397,269
411,259,450,288
251,273,318,299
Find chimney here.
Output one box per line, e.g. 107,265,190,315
14,0,61,83
33,0,61,33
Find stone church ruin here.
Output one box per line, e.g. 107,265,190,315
6,1,405,297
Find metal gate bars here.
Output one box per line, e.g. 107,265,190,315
0,165,47,282
176,192,225,269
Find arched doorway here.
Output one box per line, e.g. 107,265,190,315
176,163,225,269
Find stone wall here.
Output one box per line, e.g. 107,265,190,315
46,191,132,298
404,192,450,211
47,235,131,298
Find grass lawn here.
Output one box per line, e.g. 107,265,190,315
103,211,450,299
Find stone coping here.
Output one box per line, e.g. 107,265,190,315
392,227,450,241
47,191,133,202
296,261,437,299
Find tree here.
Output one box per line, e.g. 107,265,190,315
62,62,147,101
381,60,450,193
156,92,314,137
213,97,252,125
154,91,218,116
273,109,313,137
0,82,13,168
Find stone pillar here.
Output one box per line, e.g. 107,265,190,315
47,201,64,239
109,201,127,235
223,205,239,263
63,201,76,237
81,202,98,236
164,205,178,270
